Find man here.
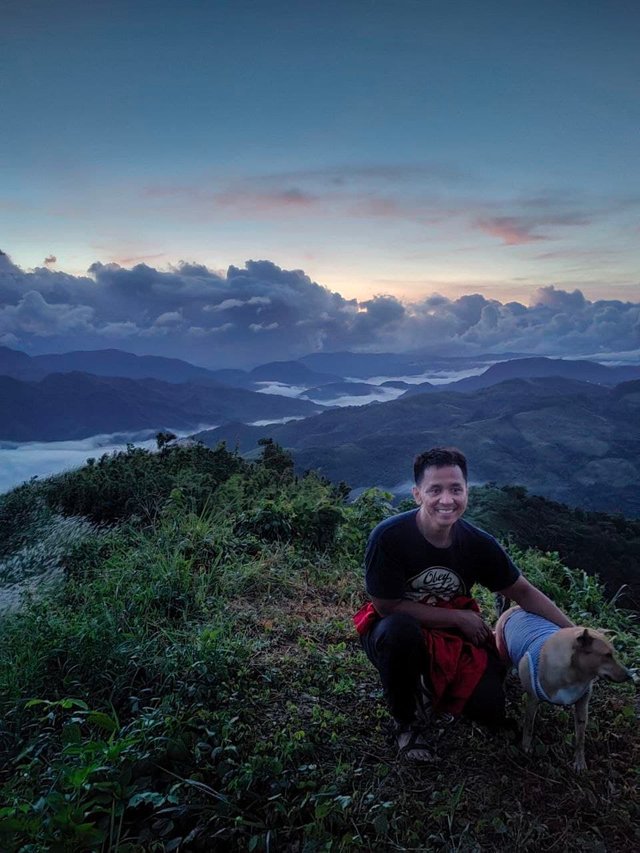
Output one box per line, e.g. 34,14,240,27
355,447,573,762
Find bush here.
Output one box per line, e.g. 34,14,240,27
38,441,245,525
1,444,638,851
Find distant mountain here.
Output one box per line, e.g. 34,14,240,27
0,372,321,441
380,380,413,390
0,346,45,381
0,346,227,384
204,368,252,387
249,360,340,385
403,357,640,397
32,348,222,383
0,347,345,391
298,351,501,378
298,381,385,401
195,377,640,515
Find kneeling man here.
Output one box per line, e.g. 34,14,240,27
355,447,572,761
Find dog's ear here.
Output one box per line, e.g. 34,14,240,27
576,628,594,648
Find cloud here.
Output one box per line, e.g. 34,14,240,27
43,255,57,265
0,290,94,338
138,165,617,247
474,217,547,245
0,250,638,367
215,187,319,213
530,285,587,311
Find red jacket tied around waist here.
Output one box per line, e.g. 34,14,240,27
354,595,493,715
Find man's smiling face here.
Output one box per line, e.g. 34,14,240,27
412,464,468,537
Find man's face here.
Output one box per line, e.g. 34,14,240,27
412,465,468,531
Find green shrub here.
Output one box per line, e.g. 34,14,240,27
1,443,638,851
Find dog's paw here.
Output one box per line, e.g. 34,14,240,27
573,755,587,772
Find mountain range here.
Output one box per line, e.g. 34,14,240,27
195,376,640,515
2,345,639,516
0,372,320,441
3,345,639,401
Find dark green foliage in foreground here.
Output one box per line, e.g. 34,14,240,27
467,484,640,609
0,445,638,851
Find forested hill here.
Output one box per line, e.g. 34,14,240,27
0,442,638,850
466,485,640,609
0,372,320,441
196,376,640,516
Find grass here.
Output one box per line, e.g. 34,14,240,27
0,443,638,851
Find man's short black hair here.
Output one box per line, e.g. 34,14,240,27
413,447,468,485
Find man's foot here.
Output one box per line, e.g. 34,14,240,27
396,725,436,763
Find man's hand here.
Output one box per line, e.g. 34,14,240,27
454,610,493,646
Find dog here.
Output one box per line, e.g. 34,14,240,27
495,606,632,771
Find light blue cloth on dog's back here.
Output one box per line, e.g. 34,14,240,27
503,609,561,703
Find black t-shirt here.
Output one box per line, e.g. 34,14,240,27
365,510,520,604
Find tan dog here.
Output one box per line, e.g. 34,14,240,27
495,606,631,771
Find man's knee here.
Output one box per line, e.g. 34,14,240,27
374,612,423,650
362,612,424,665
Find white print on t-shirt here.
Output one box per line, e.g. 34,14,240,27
405,566,464,604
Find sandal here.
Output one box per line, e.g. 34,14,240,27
396,725,436,763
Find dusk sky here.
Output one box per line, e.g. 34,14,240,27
2,0,639,367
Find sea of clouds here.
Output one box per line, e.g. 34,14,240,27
0,361,493,493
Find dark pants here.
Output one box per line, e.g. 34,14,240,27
361,612,507,728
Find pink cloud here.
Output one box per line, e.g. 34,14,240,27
215,187,319,213
474,216,547,245
112,252,169,266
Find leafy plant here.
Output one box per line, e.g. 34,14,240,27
0,440,638,851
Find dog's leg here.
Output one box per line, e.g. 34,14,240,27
572,688,591,772
518,656,539,753
522,692,539,753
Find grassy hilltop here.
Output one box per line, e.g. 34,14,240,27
0,442,638,851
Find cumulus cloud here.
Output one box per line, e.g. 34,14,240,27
43,255,57,265
0,250,638,367
0,290,94,338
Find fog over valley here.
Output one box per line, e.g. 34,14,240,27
0,361,488,492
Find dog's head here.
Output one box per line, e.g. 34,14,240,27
573,628,632,683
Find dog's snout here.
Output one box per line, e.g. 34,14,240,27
604,665,634,683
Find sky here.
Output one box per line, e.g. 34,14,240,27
2,0,639,367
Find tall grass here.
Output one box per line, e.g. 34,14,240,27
0,444,638,851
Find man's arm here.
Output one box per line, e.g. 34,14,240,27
499,575,574,628
371,596,493,646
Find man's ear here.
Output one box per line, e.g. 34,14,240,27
412,485,421,505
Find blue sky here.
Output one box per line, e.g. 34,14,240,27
1,0,639,361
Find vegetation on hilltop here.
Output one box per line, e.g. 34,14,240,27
0,442,638,851
466,484,640,610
